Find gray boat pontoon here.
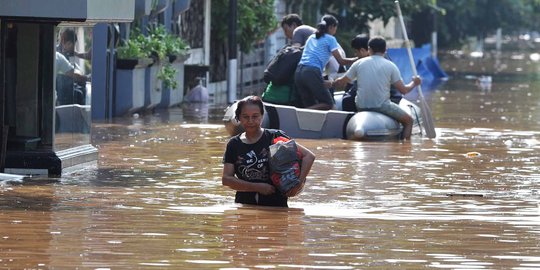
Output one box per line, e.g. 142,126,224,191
223,93,423,141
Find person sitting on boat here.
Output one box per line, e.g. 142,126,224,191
333,36,421,140
295,15,358,110
222,95,315,207
341,35,404,112
341,34,370,112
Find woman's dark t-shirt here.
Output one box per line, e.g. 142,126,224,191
223,129,289,207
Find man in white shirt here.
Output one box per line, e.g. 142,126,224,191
55,51,88,83
334,37,421,140
55,52,89,105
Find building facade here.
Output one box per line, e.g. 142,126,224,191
0,0,135,176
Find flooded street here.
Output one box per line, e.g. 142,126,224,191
2,49,540,269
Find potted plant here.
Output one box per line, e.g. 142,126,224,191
161,32,190,107
165,33,190,63
142,24,191,108
116,39,154,69
142,24,170,110
115,33,154,116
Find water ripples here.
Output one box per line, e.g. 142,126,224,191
3,59,540,268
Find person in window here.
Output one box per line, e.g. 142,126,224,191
55,51,89,105
222,96,315,207
57,28,92,60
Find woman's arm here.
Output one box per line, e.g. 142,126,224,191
296,143,315,181
332,49,358,66
222,163,276,195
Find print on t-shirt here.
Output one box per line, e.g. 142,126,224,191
237,148,269,181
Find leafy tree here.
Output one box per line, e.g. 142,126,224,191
283,0,431,55
414,0,540,48
210,0,277,81
527,0,540,30
321,0,429,29
284,0,540,51
211,0,277,53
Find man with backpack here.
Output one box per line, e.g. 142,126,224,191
263,14,348,108
261,14,316,107
280,14,316,47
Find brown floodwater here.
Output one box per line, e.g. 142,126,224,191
2,48,540,269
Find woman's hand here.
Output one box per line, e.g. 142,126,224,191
286,177,306,197
255,183,276,195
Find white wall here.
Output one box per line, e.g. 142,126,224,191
369,17,405,48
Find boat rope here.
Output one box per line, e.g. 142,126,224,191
408,104,423,136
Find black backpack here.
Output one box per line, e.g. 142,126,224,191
263,46,303,86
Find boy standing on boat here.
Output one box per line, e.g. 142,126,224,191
333,36,421,140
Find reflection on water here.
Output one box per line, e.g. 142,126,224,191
54,26,93,151
182,102,210,123
2,50,540,268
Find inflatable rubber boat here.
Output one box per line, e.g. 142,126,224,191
223,93,423,141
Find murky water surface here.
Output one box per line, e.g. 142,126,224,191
2,50,540,269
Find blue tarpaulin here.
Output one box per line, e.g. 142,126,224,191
387,44,448,89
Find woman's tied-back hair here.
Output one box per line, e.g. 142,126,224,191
235,95,265,120
315,15,338,39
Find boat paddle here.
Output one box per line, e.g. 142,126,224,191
395,0,437,138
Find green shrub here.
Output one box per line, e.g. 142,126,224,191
117,37,148,59
117,25,190,90
157,63,178,90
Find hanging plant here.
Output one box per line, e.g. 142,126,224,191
157,62,178,90
116,39,147,59
116,24,190,88
116,29,155,69
164,34,190,57
146,25,189,90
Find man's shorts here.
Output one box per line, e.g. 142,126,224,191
360,99,409,121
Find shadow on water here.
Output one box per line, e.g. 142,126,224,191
2,49,540,268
